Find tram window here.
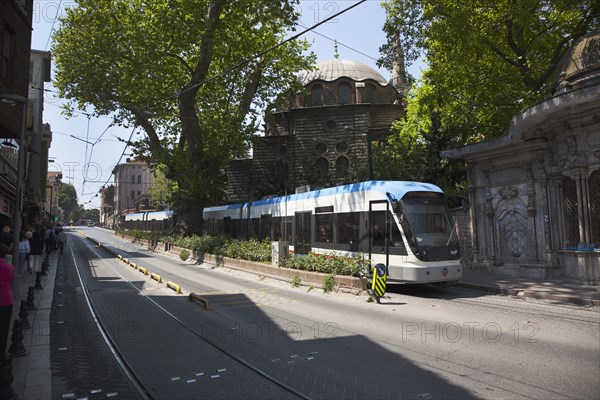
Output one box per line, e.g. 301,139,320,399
284,217,292,242
371,211,407,253
337,213,359,245
224,217,232,236
273,217,282,240
260,215,272,240
250,218,260,238
372,211,386,247
315,213,333,243
295,212,311,254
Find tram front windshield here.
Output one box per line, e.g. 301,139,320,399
400,197,460,261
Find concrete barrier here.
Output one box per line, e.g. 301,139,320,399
166,281,182,294
150,273,162,283
189,293,209,309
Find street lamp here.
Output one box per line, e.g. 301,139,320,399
0,93,28,276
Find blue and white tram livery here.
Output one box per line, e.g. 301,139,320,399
124,210,174,232
203,181,462,285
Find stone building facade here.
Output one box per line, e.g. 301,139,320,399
113,159,152,224
227,59,403,203
442,31,600,284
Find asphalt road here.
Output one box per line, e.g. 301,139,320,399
64,227,600,399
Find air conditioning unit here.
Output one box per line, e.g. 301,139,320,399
295,185,311,194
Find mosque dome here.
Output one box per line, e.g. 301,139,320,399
298,59,389,86
554,29,600,92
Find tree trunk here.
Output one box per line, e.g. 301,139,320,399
173,195,204,236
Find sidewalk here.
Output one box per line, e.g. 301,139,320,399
458,268,600,307
6,252,57,399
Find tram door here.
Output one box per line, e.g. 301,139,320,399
294,211,312,255
369,201,390,268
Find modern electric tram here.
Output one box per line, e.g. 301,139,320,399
123,210,174,232
203,181,462,285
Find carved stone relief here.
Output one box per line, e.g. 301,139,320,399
494,186,532,264
490,166,527,186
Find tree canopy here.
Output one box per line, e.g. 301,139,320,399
53,0,315,234
376,0,597,193
58,183,78,221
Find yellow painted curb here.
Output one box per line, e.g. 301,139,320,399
150,273,162,283
166,281,182,294
138,267,148,275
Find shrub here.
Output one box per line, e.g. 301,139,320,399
291,275,301,288
322,274,335,293
283,252,364,277
179,249,190,261
221,237,271,262
119,230,364,278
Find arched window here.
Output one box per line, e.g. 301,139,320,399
316,157,329,177
562,177,579,246
366,84,377,104
312,85,324,106
339,82,352,104
336,156,349,178
314,141,328,156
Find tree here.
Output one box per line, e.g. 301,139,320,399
377,0,597,192
71,204,85,223
149,164,177,210
382,0,597,138
58,183,78,221
82,208,100,222
53,0,315,235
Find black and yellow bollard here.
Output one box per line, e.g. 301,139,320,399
371,263,387,304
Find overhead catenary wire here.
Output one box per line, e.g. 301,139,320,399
85,126,138,204
44,0,63,51
297,23,379,62
150,0,369,107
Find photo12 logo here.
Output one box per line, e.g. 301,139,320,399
33,1,78,24
400,321,539,344
295,1,340,24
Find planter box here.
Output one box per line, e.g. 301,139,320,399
117,235,365,290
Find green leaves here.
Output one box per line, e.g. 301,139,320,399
377,0,596,194
53,0,314,234
382,0,596,138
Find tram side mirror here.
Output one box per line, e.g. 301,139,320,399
391,199,400,212
398,213,404,224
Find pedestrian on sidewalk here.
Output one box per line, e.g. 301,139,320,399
0,225,13,264
17,231,30,277
44,225,54,255
28,226,44,273
57,229,67,254
0,243,14,362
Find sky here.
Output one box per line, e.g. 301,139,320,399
31,0,426,210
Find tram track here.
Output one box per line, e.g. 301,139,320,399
68,244,152,400
95,230,599,337
72,229,600,400
74,233,308,399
